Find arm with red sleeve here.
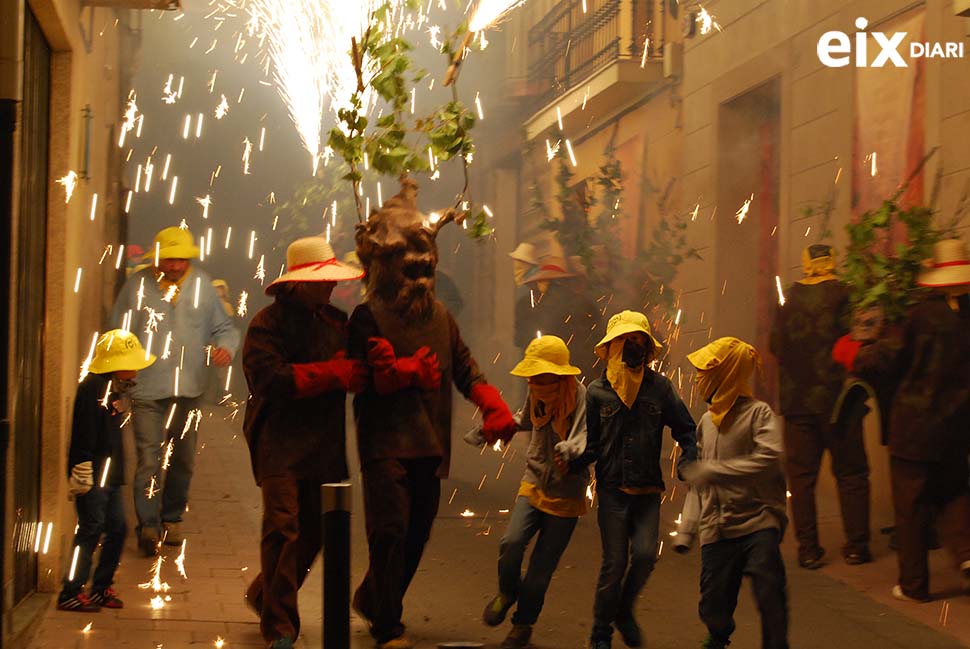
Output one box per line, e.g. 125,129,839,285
448,313,516,443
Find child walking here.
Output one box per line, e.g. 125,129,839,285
57,329,156,612
574,311,698,649
677,337,789,649
480,335,589,648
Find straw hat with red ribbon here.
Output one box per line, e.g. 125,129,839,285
266,237,364,295
917,238,970,288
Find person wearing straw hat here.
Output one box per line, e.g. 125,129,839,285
677,337,789,649
572,310,697,649
851,238,970,603
241,236,368,649
110,226,240,556
509,241,539,287
768,244,871,569
478,335,589,649
56,330,156,613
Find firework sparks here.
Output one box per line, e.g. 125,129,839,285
118,94,140,148
242,137,253,175
56,171,79,203
82,622,93,634
196,195,212,219
775,276,786,306
214,637,227,649
174,539,188,579
735,193,753,224
215,94,230,119
460,509,476,518
697,6,722,34
469,0,528,32
146,475,159,499
237,291,249,317
254,255,266,284
79,331,99,383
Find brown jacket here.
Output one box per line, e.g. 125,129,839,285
348,299,484,478
854,294,970,463
242,300,350,484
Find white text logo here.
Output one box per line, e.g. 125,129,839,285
817,17,964,67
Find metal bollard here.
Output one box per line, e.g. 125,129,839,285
322,482,352,649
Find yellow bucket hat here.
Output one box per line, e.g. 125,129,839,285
594,310,662,360
87,329,157,374
511,335,581,377
145,226,200,261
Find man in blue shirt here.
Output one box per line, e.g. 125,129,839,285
111,226,240,555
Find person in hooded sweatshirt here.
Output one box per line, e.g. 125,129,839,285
677,337,789,649
479,335,589,649
572,310,697,649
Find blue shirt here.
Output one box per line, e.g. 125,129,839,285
110,266,241,401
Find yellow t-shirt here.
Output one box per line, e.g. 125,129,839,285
518,481,587,518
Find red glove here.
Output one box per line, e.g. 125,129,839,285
469,383,517,444
832,335,862,372
366,337,441,394
293,352,368,397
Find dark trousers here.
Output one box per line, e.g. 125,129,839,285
246,476,322,643
354,457,441,643
699,528,789,649
498,497,578,625
890,455,970,600
783,414,870,558
60,486,127,599
591,488,660,641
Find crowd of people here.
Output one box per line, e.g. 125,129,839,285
52,206,969,649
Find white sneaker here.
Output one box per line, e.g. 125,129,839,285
891,585,929,603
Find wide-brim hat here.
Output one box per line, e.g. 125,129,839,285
509,242,538,265
917,238,970,287
524,256,578,283
87,329,157,374
266,237,364,295
687,336,751,371
594,310,662,359
144,226,200,261
511,335,581,377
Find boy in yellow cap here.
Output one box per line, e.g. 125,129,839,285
572,311,697,649
57,330,156,612
678,337,789,649
479,335,589,649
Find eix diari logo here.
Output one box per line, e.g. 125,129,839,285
817,16,965,67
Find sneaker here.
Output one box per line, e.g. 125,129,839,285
844,549,873,565
702,635,729,649
614,616,643,647
90,588,124,609
483,592,515,626
268,637,294,649
891,585,930,603
57,592,101,613
138,528,159,557
161,521,184,546
502,624,533,648
378,635,414,649
798,547,825,570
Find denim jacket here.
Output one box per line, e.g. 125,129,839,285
574,370,697,491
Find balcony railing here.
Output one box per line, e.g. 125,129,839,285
527,0,655,110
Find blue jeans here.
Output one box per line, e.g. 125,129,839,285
591,488,660,641
700,528,789,649
60,486,127,598
498,497,578,626
132,397,200,532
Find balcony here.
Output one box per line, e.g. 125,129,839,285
524,0,665,139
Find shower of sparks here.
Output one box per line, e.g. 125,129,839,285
215,94,230,119
196,195,212,219
242,137,253,175
545,139,560,161
146,475,159,499
565,139,577,166
168,176,179,204
556,105,563,130
162,438,175,471
735,193,753,224
469,0,528,32
254,255,266,284
68,545,81,581
162,75,178,103
174,539,188,578
214,637,226,649
161,284,178,303
99,457,111,488
475,92,484,119
88,193,98,220
775,276,786,306
697,6,722,34
79,331,99,383
82,622,93,634
56,171,79,203
869,151,878,177
237,291,249,317
460,509,476,518
247,0,368,167
118,94,140,148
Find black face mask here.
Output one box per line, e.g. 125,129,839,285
621,340,648,368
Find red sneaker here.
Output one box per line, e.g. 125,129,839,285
57,592,101,612
90,588,124,609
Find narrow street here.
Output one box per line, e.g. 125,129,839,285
25,402,970,649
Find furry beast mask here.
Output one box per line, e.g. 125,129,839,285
355,177,455,320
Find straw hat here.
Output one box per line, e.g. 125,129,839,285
510,335,581,377
144,226,200,261
917,238,970,287
508,242,538,265
594,310,662,359
266,237,364,295
87,329,156,374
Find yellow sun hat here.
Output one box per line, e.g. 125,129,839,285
143,226,200,261
594,310,662,359
87,329,157,374
511,335,581,377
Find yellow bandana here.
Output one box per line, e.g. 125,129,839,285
606,339,644,409
689,337,759,427
529,377,578,440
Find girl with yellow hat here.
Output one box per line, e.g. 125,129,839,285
480,335,589,649
57,330,156,613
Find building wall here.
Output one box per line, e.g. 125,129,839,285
1,0,131,631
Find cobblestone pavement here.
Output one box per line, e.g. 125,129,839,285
25,407,970,649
